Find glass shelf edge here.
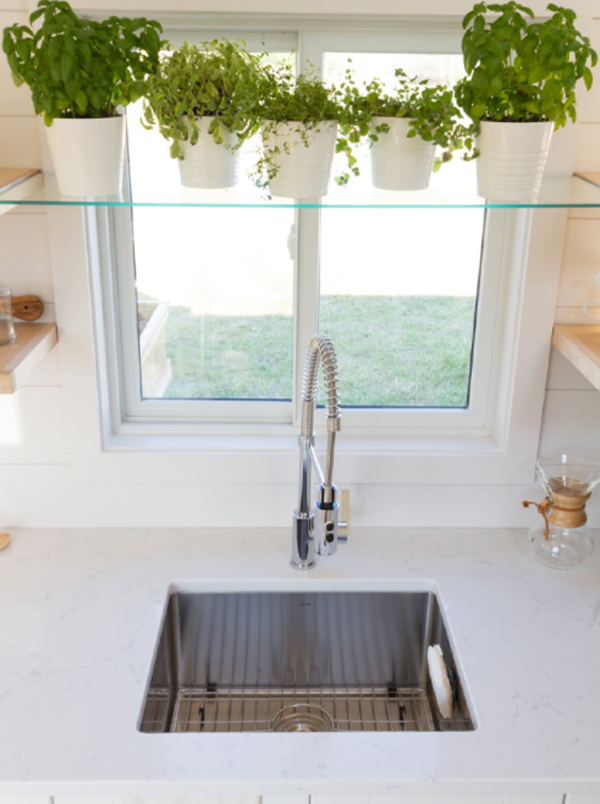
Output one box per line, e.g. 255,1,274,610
0,175,596,210
4,201,600,209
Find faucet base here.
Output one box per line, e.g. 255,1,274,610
291,510,315,570
290,557,316,571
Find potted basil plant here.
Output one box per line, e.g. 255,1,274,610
340,68,476,192
3,0,163,198
250,66,344,199
455,1,597,202
142,40,260,189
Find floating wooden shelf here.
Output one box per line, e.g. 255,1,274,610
574,172,600,189
552,324,600,391
0,168,43,214
0,323,58,394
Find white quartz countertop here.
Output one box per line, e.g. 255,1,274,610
2,527,600,796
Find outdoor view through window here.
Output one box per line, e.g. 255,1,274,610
126,50,485,409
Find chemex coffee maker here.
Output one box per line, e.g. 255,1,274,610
523,454,600,571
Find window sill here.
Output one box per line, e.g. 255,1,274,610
65,427,535,486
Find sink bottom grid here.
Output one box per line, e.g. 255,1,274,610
141,685,472,733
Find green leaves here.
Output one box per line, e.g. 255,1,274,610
2,0,165,121
337,67,477,171
247,66,347,189
142,40,262,155
456,1,597,128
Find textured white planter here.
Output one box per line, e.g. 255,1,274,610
178,116,239,189
476,120,554,202
370,116,436,191
45,116,125,197
262,121,337,199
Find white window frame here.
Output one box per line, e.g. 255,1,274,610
47,12,571,487
112,23,508,430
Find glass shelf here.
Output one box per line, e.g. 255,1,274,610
2,170,600,209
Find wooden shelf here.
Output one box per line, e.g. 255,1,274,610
575,171,600,188
0,168,43,214
0,323,58,394
552,324,600,391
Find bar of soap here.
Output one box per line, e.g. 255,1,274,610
0,533,10,551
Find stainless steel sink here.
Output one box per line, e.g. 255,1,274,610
140,591,474,733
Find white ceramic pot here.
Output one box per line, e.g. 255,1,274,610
262,121,337,199
370,116,436,191
476,120,554,202
45,116,126,197
178,116,239,189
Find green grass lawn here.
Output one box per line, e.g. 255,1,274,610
160,295,476,407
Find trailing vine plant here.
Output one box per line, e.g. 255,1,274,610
245,63,351,189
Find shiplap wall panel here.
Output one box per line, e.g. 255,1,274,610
261,798,309,804
116,798,261,804
539,389,600,454
0,798,52,804
505,798,564,804
546,348,596,390
312,797,369,804
554,306,599,324
0,387,66,464
0,464,551,526
574,123,600,172
565,797,600,803
556,219,600,308
577,20,600,122
20,340,61,387
0,115,42,167
54,798,115,804
9,204,48,215
567,206,600,221
567,179,600,221
370,797,505,804
0,212,54,300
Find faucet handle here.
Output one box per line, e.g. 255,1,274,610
338,489,350,543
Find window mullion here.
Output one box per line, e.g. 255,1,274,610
292,32,326,427
294,208,322,426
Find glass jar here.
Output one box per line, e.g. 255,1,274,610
0,287,16,346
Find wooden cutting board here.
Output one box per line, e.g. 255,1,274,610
12,295,44,321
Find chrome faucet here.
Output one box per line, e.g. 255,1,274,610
291,334,348,570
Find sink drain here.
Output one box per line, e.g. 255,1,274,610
271,703,335,733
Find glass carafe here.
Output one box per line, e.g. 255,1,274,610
526,454,600,570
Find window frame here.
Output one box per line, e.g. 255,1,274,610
113,21,509,434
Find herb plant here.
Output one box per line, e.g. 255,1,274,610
455,2,597,127
142,40,261,160
3,0,164,125
247,64,346,189
339,67,477,171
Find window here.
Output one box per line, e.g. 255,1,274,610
97,20,536,443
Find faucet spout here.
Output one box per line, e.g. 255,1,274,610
291,334,345,570
300,334,341,485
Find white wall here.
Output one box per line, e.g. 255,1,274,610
1,1,600,529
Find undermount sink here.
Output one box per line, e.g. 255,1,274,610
139,590,474,733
